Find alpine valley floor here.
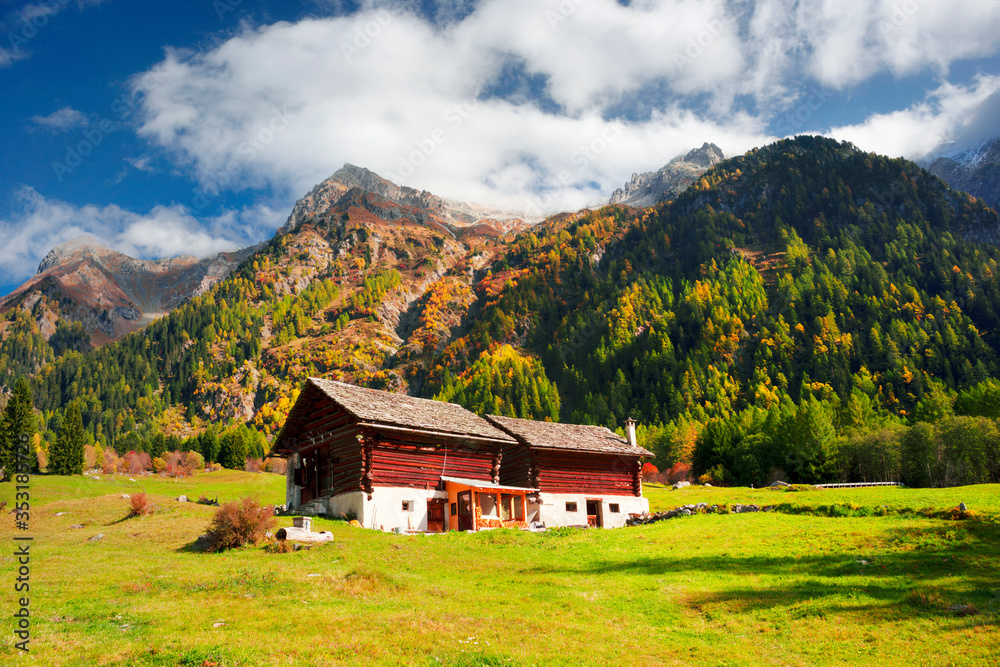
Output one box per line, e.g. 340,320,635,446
1,474,998,666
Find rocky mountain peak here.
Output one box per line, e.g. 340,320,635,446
280,164,536,237
683,142,725,169
609,143,725,208
5,235,257,347
36,235,110,274
928,138,1000,211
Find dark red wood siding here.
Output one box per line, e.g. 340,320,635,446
535,450,641,496
371,434,495,489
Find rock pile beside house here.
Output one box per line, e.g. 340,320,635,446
626,503,775,526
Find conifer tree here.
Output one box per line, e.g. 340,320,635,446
0,377,35,481
50,400,85,476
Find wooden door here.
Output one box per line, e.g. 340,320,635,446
427,499,445,533
586,499,601,528
457,491,473,531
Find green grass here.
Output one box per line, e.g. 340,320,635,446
646,483,1000,520
0,469,285,506
2,475,999,666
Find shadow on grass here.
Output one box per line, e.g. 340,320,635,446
533,522,1000,625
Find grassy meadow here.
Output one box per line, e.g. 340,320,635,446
2,472,999,666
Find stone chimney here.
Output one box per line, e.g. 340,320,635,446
625,418,637,448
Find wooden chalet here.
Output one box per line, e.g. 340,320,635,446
485,415,653,529
272,378,537,533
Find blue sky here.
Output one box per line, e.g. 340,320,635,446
2,0,1000,295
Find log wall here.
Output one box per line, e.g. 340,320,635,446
535,450,641,496
371,435,496,489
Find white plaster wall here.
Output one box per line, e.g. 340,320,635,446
285,453,300,508
327,491,366,522
535,493,648,529
334,487,449,532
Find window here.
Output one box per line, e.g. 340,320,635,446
478,493,498,518
500,494,524,521
565,502,578,512
609,504,620,513
401,501,413,512
450,502,457,516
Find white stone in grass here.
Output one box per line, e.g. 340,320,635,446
121,494,130,499
88,534,104,542
177,495,188,502
959,502,968,511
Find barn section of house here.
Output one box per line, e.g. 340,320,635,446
272,377,652,532
485,415,652,529
271,378,538,533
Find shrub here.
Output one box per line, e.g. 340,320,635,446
35,441,48,472
101,449,118,474
244,457,262,473
83,445,97,470
264,457,287,475
183,451,205,474
666,462,692,484
129,492,153,517
125,451,151,475
205,498,276,552
152,457,167,473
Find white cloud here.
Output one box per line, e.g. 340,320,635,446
131,2,771,216
826,75,1000,161
0,187,262,284
30,106,88,132
127,0,1000,217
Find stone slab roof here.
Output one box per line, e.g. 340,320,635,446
309,378,515,443
485,414,653,457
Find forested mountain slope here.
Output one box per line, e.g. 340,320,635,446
5,137,1000,487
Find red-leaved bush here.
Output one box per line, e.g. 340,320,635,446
205,498,276,552
666,463,692,484
129,492,153,517
125,451,151,475
244,457,262,473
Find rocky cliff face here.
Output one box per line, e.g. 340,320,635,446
280,164,536,238
1,236,258,347
928,139,1000,210
609,142,725,207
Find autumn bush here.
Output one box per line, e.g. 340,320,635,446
666,462,692,484
244,457,262,473
125,451,151,475
83,444,97,470
101,449,118,474
205,498,276,552
183,451,205,474
264,457,287,475
35,442,48,472
129,492,154,517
